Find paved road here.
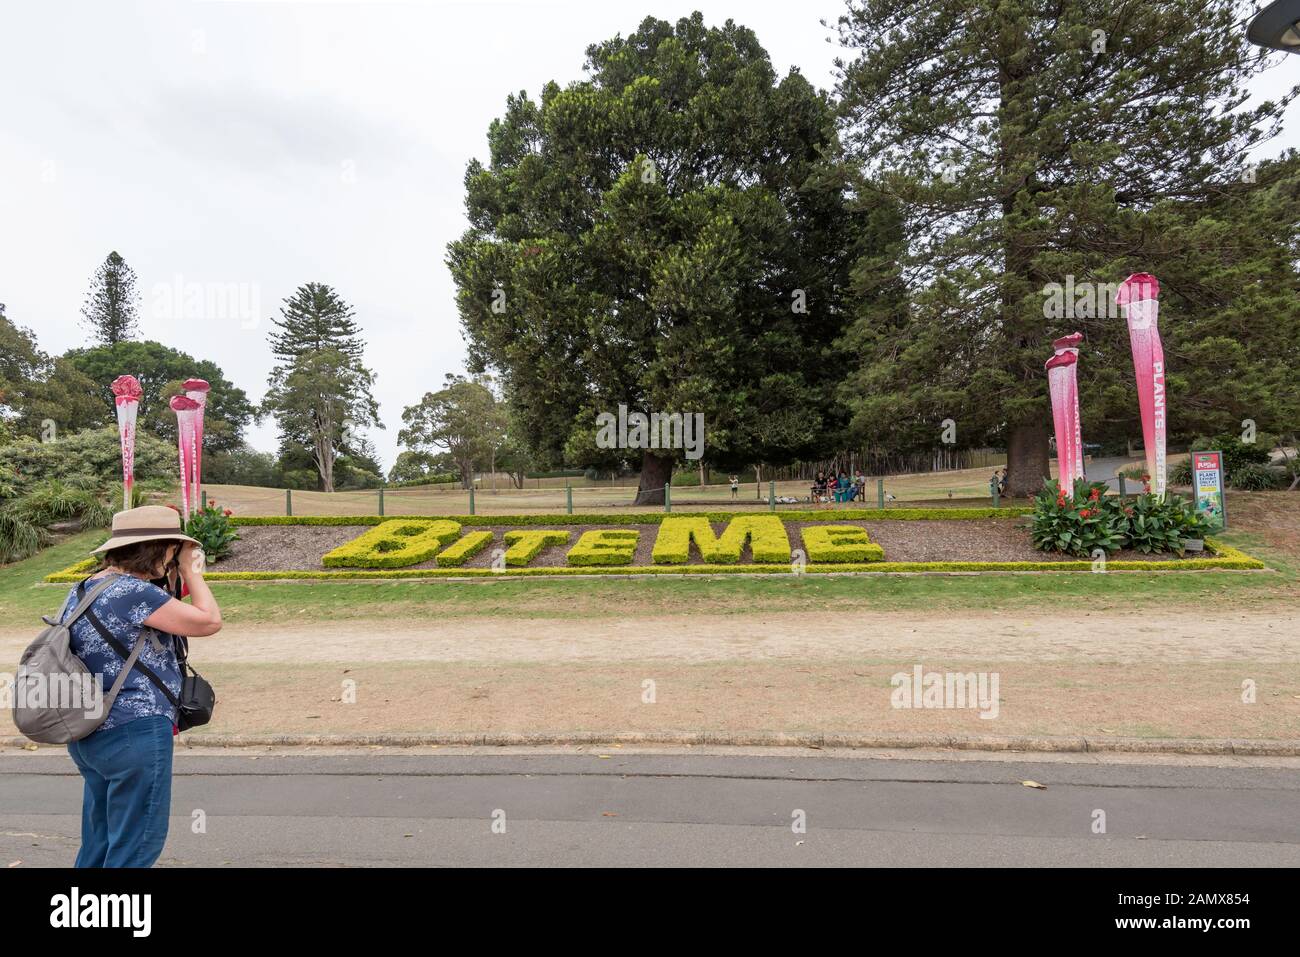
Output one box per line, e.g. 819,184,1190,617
3,748,1298,867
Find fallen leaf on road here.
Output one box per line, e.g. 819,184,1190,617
8,861,21,868
22,744,37,752
1021,780,1047,790
602,812,618,817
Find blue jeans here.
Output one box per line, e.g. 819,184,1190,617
66,715,174,867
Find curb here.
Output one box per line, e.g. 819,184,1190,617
10,731,1298,756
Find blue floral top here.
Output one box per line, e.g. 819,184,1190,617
60,574,181,732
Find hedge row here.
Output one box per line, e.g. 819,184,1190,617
434,530,493,567
229,506,1033,528
651,515,791,565
502,529,570,566
802,525,885,563
321,520,461,569
43,538,1265,583
567,529,640,566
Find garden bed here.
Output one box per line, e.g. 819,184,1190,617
42,510,1264,580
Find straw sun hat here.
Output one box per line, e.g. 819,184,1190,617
92,505,201,555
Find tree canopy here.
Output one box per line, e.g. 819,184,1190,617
448,12,892,503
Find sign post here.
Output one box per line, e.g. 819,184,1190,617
1192,451,1227,530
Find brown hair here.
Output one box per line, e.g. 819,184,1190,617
100,539,179,577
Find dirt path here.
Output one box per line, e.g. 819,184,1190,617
6,608,1294,666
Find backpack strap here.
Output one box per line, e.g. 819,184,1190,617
76,578,180,709
50,574,120,629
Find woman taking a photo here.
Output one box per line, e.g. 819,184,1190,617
59,505,222,867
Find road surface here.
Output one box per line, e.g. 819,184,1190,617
3,747,1298,867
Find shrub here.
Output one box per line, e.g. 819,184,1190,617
0,510,49,564
0,426,174,494
13,480,112,530
801,525,884,563
1226,462,1282,491
650,515,791,564
1169,459,1193,486
323,519,461,568
1032,479,1127,556
501,529,569,566
1122,493,1211,555
185,501,240,563
434,530,493,567
567,529,639,566
1192,434,1271,475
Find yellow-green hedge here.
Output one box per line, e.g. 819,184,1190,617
502,529,569,566
321,519,461,568
650,514,792,564
567,529,639,566
435,530,493,567
801,525,885,563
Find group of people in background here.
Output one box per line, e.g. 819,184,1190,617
811,470,865,505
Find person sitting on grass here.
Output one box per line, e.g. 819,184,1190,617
810,471,825,503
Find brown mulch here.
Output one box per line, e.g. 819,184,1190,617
211,518,1189,572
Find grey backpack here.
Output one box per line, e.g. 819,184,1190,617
12,575,162,744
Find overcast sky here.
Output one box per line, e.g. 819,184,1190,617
3,0,1297,470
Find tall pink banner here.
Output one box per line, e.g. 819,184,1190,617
1045,351,1082,494
1116,274,1166,498
1052,333,1085,482
183,378,210,506
110,375,143,511
170,395,201,521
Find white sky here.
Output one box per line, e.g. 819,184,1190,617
3,0,1297,469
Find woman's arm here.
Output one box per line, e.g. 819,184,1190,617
142,543,222,637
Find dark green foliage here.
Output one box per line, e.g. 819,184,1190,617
449,13,891,499
834,0,1299,494
1124,494,1211,555
64,341,256,452
80,251,140,345
1032,479,1127,557
185,501,240,563
1227,463,1282,491
0,426,175,494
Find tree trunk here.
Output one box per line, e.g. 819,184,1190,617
633,450,674,506
1005,423,1049,498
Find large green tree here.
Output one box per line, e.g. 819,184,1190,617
449,13,885,504
262,348,380,493
835,0,1298,495
397,375,504,490
0,304,107,438
263,283,379,490
63,340,256,452
80,251,141,345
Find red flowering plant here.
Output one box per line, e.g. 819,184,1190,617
184,500,240,562
1032,478,1127,556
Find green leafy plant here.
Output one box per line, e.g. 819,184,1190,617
1169,459,1194,486
1226,462,1281,491
1122,493,1210,555
1032,479,1127,557
185,501,241,563
0,510,50,564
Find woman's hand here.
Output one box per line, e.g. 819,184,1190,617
178,542,205,580
144,540,222,637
